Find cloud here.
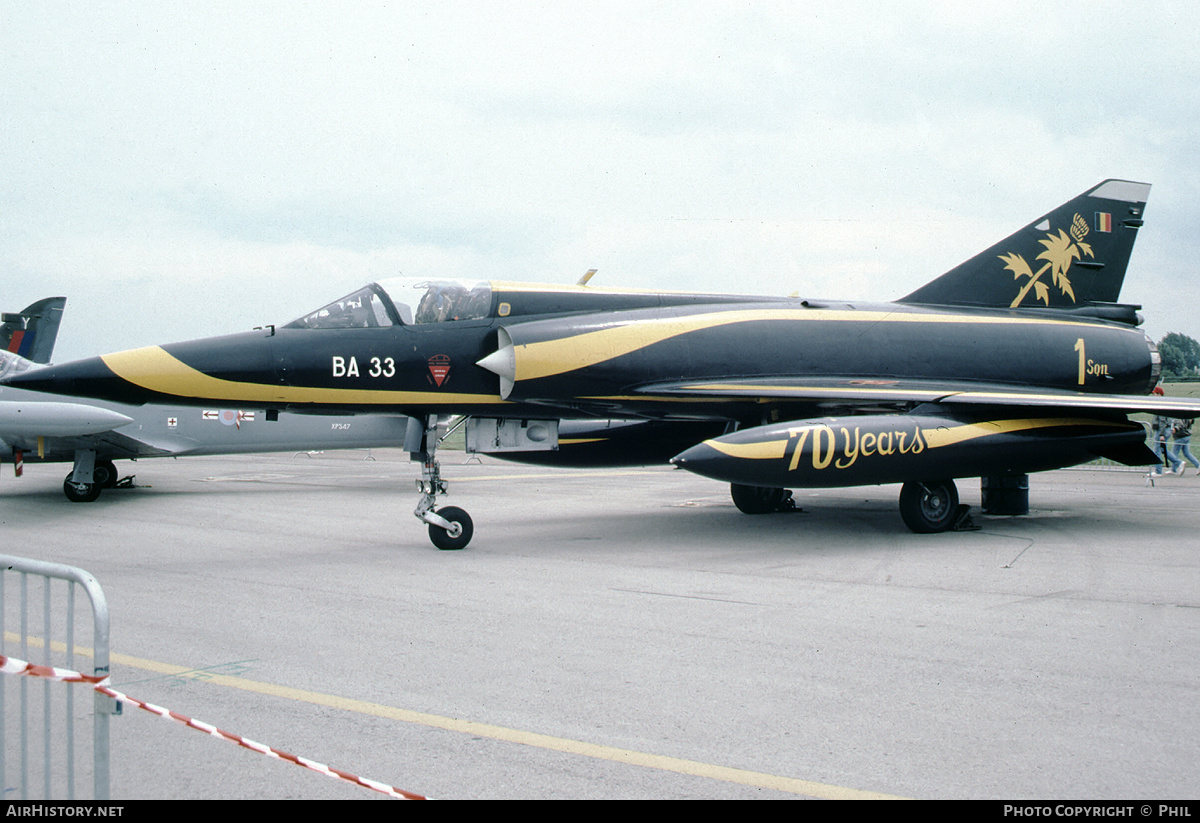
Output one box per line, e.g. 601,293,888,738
3,1,1199,357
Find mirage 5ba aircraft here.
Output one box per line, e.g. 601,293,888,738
7,179,1199,549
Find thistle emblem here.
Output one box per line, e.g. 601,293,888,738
999,213,1093,307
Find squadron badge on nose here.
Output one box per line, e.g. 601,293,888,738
427,354,451,387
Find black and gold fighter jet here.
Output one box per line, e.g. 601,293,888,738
7,179,1199,548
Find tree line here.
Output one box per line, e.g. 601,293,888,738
1159,332,1200,380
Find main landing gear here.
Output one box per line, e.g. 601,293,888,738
412,415,474,550
733,479,973,533
899,479,973,533
62,451,121,503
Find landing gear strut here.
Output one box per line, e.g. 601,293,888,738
63,449,102,503
412,415,474,550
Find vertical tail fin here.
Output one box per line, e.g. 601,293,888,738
898,180,1150,311
2,297,67,364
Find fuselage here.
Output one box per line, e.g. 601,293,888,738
4,280,1159,426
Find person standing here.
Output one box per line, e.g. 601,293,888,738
1151,413,1183,475
1170,417,1199,475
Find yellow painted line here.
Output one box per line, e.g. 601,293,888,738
7,633,904,799
454,468,665,482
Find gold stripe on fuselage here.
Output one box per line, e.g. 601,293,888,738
664,383,1193,414
706,438,790,461
101,346,506,407
919,417,1129,448
664,383,951,401
511,308,1106,383
492,281,673,296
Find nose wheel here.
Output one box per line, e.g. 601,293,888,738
413,415,475,550
426,505,473,550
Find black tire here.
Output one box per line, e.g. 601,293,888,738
429,506,473,550
899,479,959,533
63,473,102,503
94,460,119,489
731,484,786,514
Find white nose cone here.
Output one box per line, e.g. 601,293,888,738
476,328,516,399
0,401,134,437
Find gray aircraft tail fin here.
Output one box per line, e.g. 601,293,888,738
2,297,67,364
898,180,1150,313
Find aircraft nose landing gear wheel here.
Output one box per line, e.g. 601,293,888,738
427,506,474,551
899,479,959,533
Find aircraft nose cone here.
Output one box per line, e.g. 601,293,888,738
669,438,770,486
669,442,711,471
2,332,279,406
1,356,128,402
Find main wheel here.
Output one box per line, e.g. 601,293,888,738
731,484,787,514
428,506,473,550
63,473,102,503
94,460,119,489
899,479,959,533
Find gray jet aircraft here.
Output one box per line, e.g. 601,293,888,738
1,298,412,501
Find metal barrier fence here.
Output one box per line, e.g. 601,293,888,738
0,554,112,800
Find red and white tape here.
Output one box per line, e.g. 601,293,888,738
0,652,426,800
0,653,105,684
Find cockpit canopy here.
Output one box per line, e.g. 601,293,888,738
0,350,38,381
284,278,493,329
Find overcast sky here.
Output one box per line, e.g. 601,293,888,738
3,1,1198,363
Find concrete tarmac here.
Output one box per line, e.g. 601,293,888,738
1,450,1197,799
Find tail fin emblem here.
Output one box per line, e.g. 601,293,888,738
999,212,1093,308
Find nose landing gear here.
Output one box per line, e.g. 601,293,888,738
412,415,474,550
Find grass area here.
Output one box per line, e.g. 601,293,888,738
1162,380,1200,397
441,428,465,450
